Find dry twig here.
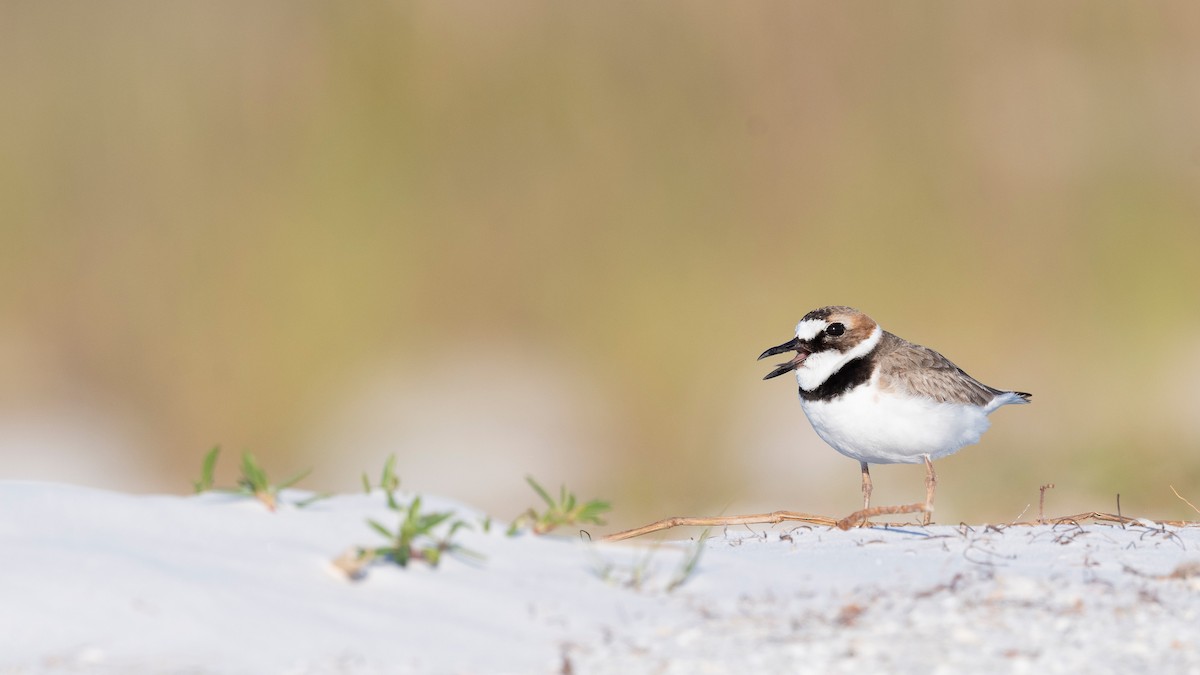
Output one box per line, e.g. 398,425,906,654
602,502,930,542
600,487,1200,543
834,502,930,530
1170,485,1200,516
602,511,837,542
603,508,1198,542
1008,511,1194,528
1038,483,1055,524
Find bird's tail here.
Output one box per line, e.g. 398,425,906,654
986,390,1031,413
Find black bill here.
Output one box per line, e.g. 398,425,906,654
758,337,809,380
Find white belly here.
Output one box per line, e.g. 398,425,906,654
798,384,992,465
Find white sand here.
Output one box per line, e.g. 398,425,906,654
2,482,1198,674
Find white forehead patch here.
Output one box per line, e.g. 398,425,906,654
795,318,827,341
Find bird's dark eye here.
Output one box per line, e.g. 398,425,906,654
825,323,845,337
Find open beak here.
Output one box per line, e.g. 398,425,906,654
758,337,810,380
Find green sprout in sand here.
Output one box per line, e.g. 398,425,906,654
335,456,481,579
509,475,611,535
363,496,477,569
192,446,323,511
361,453,402,509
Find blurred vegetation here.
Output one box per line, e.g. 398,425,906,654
1,2,1198,524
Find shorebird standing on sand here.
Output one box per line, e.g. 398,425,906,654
759,306,1030,525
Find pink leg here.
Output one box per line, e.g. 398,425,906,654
922,455,936,526
860,462,872,511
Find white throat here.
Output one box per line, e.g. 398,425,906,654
796,325,882,391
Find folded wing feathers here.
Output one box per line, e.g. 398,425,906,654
877,332,1030,410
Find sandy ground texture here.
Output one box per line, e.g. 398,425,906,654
2,481,1199,674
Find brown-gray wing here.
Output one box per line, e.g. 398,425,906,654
876,335,1006,406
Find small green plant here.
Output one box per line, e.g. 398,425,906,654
334,456,481,578
509,476,611,535
191,446,323,511
192,445,221,493
237,453,313,511
336,500,480,578
361,454,402,509
364,496,476,568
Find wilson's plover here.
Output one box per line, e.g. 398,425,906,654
759,306,1030,524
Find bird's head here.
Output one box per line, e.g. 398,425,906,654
758,306,882,390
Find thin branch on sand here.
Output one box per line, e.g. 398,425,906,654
602,511,835,542
1170,485,1200,516
600,503,1199,542
1008,512,1194,527
1038,483,1055,524
834,502,931,530
601,502,930,542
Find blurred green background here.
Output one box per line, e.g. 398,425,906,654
2,2,1199,528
